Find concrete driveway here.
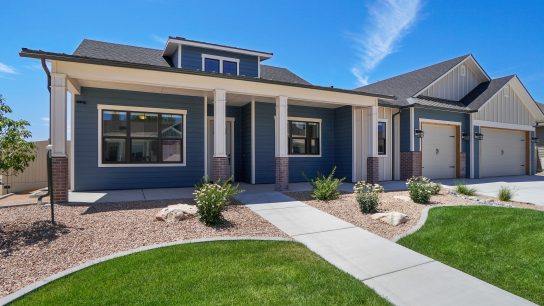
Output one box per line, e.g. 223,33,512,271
440,175,544,206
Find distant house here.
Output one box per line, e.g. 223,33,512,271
19,37,544,203
536,103,544,172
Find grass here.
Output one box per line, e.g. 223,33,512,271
398,206,544,304
498,186,513,201
454,182,477,196
13,240,389,305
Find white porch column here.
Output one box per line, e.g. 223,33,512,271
212,89,229,181
367,105,379,183
275,96,289,190
51,73,67,157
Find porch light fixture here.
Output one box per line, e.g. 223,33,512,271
462,132,470,141
531,137,540,144
474,132,484,141
414,129,424,139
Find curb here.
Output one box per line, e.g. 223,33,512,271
0,236,292,305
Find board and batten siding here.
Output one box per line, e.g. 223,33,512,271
474,84,535,125
73,87,205,191
421,60,487,101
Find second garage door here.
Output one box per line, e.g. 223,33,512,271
421,123,458,179
480,127,527,177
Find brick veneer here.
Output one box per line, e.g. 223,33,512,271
400,151,422,180
212,157,230,182
51,156,68,203
275,157,289,191
367,157,379,184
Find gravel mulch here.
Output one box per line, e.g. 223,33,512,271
0,199,286,297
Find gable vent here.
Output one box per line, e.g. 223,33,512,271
460,64,466,77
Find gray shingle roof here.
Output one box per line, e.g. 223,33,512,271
355,54,471,106
538,102,544,113
461,75,515,110
73,39,310,85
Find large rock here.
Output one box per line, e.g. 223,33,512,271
156,204,197,222
371,211,408,226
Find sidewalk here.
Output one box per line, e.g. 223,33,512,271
236,191,534,306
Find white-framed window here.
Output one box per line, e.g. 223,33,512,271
378,119,387,156
97,105,187,167
201,54,240,75
288,117,321,156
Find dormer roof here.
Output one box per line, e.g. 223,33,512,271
163,36,273,60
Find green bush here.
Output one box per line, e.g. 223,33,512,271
455,182,477,196
406,176,433,204
354,181,384,213
194,178,241,225
498,186,513,201
308,166,345,201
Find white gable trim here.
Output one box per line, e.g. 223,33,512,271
414,55,491,98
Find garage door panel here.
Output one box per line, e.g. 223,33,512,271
480,128,526,177
422,123,457,179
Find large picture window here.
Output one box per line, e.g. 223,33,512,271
378,121,387,156
288,119,320,156
101,109,184,165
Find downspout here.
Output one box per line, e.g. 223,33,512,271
391,109,402,180
38,58,55,224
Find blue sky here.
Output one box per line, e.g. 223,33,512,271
1,0,543,140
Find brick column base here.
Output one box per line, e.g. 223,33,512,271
275,157,289,191
400,152,422,180
212,157,230,182
51,156,68,203
367,157,379,184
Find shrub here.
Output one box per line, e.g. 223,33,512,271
307,166,345,201
194,178,241,225
354,181,384,214
406,176,433,204
428,182,442,195
498,186,513,201
455,182,477,196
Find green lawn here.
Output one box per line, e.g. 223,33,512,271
398,206,544,305
13,240,389,305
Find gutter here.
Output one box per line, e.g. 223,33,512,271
19,48,395,100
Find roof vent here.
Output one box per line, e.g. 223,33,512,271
460,64,466,77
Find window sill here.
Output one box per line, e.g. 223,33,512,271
98,163,186,168
288,155,322,158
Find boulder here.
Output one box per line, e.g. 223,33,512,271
371,211,408,226
156,204,197,222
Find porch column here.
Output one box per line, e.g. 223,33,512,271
367,105,379,184
50,73,68,203
212,89,229,181
275,96,289,190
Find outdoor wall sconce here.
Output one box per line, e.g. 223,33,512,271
474,132,484,141
531,137,540,144
414,129,424,138
462,132,470,141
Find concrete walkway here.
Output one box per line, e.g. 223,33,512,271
236,192,534,306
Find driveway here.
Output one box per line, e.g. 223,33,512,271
440,175,544,206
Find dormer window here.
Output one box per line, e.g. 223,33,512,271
202,54,239,75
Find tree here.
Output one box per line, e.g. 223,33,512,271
0,95,36,193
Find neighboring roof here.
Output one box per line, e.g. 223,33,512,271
355,54,471,105
72,39,308,85
538,102,544,114
20,48,393,99
260,65,310,85
165,36,273,59
409,96,470,111
461,75,515,110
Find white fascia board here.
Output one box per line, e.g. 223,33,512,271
54,61,378,107
473,120,535,131
164,38,273,59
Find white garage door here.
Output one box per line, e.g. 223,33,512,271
422,123,457,179
480,128,526,177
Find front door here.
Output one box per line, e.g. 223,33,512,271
207,118,234,180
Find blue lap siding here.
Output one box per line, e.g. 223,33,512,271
254,102,276,184
73,87,204,191
334,106,353,180
180,46,259,77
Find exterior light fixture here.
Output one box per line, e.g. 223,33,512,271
414,129,424,139
462,132,470,141
474,132,484,141
531,137,539,144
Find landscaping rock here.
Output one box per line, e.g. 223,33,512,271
155,204,197,222
393,195,412,202
371,211,408,226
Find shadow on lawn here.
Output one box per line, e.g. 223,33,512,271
0,221,70,257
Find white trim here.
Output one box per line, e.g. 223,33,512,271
176,44,182,68
201,54,240,75
352,106,356,182
207,116,235,180
369,106,378,157
377,118,389,157
213,89,227,157
473,120,535,131
203,96,208,177
69,92,75,190
419,118,463,152
409,107,415,151
257,57,261,78
251,98,256,184
469,113,475,178
97,104,187,168
166,38,273,59
286,116,322,158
